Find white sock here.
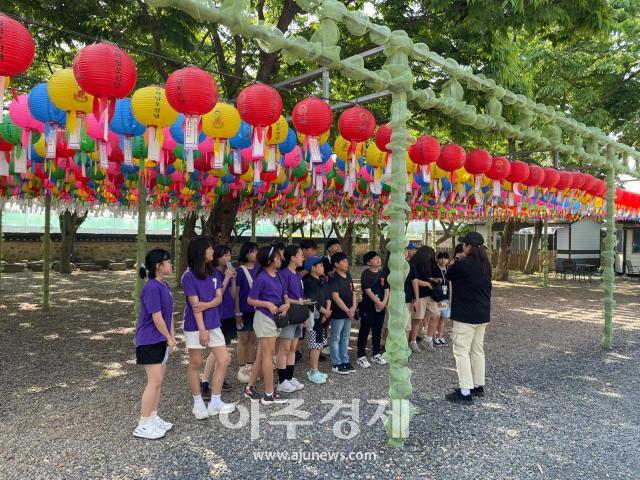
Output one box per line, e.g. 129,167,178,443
474,384,483,388
151,410,158,419
138,416,153,427
460,388,471,396
210,394,222,408
193,394,205,408
426,336,433,343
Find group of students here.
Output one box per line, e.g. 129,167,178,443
132,232,492,440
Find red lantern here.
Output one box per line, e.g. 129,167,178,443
436,144,466,172
594,179,606,197
570,171,586,190
505,160,530,184
166,66,217,150
555,170,574,191
166,66,217,116
0,14,35,121
237,83,283,159
409,136,440,166
73,42,137,126
292,97,332,137
338,106,376,144
375,123,392,153
464,148,492,175
485,156,511,180
541,168,560,189
522,164,545,187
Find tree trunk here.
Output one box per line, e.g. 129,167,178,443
523,220,543,274
205,195,241,245
58,210,88,274
177,211,197,284
495,219,517,281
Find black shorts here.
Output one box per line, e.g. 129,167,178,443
221,317,238,345
136,341,167,365
239,311,254,332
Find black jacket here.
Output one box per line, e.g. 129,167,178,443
446,258,492,324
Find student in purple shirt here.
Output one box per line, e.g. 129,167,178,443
182,237,235,420
133,249,175,440
276,245,309,393
235,241,258,384
244,245,290,405
201,245,237,398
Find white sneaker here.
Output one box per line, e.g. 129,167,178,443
193,403,209,420
207,401,236,416
153,416,173,431
237,365,250,383
133,422,166,439
372,354,388,365
409,341,421,353
321,346,330,355
278,379,297,393
289,377,304,390
357,356,371,368
419,339,434,351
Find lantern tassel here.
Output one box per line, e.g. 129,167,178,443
252,127,266,159
184,115,199,149
147,127,160,162
0,151,8,177
186,149,194,173
309,136,322,164
123,136,132,165
232,149,242,174
46,123,57,159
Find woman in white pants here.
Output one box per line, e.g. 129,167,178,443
445,232,492,405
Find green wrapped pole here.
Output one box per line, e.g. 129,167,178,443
383,37,414,447
43,195,51,311
542,218,549,287
601,159,616,350
134,173,147,318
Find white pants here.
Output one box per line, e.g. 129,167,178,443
451,321,487,390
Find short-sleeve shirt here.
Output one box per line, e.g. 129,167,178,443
360,269,390,313
236,265,257,313
279,267,304,301
215,269,236,319
404,262,417,303
248,270,284,320
329,272,354,319
135,279,173,346
446,258,492,324
181,269,221,331
322,256,334,276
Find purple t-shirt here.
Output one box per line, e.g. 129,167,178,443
135,279,173,346
236,265,257,313
279,267,304,301
181,269,221,331
216,269,236,319
248,270,284,320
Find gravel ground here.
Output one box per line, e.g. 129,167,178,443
0,269,638,479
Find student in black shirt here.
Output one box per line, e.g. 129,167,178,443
322,239,342,277
357,251,390,369
445,232,492,405
328,252,356,374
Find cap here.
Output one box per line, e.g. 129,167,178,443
362,251,379,265
458,232,485,247
406,241,417,250
303,256,324,272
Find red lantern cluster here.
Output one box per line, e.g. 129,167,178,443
409,136,440,165
506,160,530,184
237,83,283,127
464,148,492,175
437,144,466,172
375,123,392,153
523,164,545,187
485,156,511,180
0,14,35,77
338,106,376,144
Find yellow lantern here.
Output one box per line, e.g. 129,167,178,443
202,102,241,170
365,142,385,168
334,135,364,161
298,130,330,145
131,86,178,162
241,165,253,182
34,135,46,158
267,115,289,145
48,68,94,149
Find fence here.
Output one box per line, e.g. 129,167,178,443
434,246,557,273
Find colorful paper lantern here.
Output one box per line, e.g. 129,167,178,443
236,83,283,159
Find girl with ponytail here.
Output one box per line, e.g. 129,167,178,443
133,249,175,440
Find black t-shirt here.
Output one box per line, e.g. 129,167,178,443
404,262,417,303
446,258,492,324
412,263,433,298
303,274,329,310
329,271,354,319
322,256,334,276
360,269,390,313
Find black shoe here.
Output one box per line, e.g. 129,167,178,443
200,381,211,401
319,353,328,362
343,362,356,373
470,386,485,397
244,385,262,402
445,389,473,405
222,380,232,391
295,351,303,364
332,364,349,375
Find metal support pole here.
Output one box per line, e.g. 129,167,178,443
601,158,616,350
43,195,51,311
542,217,549,287
322,70,330,103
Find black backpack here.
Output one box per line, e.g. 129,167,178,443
430,282,447,302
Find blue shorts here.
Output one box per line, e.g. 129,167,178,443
279,323,304,340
